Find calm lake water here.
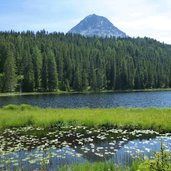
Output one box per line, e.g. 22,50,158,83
0,91,171,108
0,126,171,170
1,91,171,170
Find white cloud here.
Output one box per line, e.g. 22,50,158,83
0,0,171,44
76,0,171,44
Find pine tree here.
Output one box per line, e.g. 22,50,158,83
32,46,42,91
41,54,48,91
82,69,88,90
22,51,35,92
0,73,4,92
3,50,17,92
90,66,97,91
73,66,82,91
47,50,58,91
0,31,171,92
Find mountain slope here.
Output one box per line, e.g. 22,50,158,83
68,14,127,38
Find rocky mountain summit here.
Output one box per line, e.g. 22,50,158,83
68,14,127,38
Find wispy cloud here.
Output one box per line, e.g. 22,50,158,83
0,0,171,44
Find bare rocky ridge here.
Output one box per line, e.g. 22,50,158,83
68,14,127,38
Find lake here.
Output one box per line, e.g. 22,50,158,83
0,126,171,170
0,91,171,108
1,91,171,170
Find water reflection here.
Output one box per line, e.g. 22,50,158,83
1,91,171,108
0,126,171,170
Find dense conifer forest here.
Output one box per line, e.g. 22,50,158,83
0,30,171,92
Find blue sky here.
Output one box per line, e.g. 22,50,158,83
0,0,171,44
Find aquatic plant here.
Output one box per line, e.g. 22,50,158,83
0,125,171,171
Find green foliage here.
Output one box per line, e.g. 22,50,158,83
59,162,130,171
19,104,36,110
0,106,171,131
0,31,171,92
41,54,48,91
3,104,36,111
3,50,17,92
2,104,19,110
47,50,58,91
0,73,4,92
22,50,35,92
73,66,83,91
32,46,42,90
59,155,171,171
138,143,171,171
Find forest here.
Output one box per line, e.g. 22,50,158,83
0,30,171,92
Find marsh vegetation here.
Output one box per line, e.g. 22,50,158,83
1,104,171,131
0,124,171,170
0,105,171,170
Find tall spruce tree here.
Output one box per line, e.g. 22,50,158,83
22,51,35,92
0,73,4,92
3,50,17,92
32,46,42,90
41,54,48,91
47,50,58,91
73,66,82,91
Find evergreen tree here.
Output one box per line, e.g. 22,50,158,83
41,54,48,91
47,50,58,91
0,73,4,92
32,46,42,90
73,66,82,91
0,31,171,92
22,51,35,92
82,69,88,90
3,50,17,92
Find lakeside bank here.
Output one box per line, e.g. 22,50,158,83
1,88,171,97
0,104,171,132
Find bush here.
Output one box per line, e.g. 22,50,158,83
20,104,34,110
2,104,37,111
3,104,19,110
138,143,171,171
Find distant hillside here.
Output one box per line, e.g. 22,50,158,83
68,14,127,38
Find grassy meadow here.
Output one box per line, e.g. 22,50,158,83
0,104,171,132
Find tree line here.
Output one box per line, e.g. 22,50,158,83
0,30,171,92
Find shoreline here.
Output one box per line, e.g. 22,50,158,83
1,105,171,132
1,88,171,97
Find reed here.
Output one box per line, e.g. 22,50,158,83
59,162,130,171
0,104,171,132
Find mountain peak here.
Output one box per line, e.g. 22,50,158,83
87,13,99,18
68,14,127,38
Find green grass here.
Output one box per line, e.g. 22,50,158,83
0,104,171,132
58,162,138,171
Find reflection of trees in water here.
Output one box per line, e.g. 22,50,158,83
68,133,158,163
73,141,127,162
0,126,160,170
